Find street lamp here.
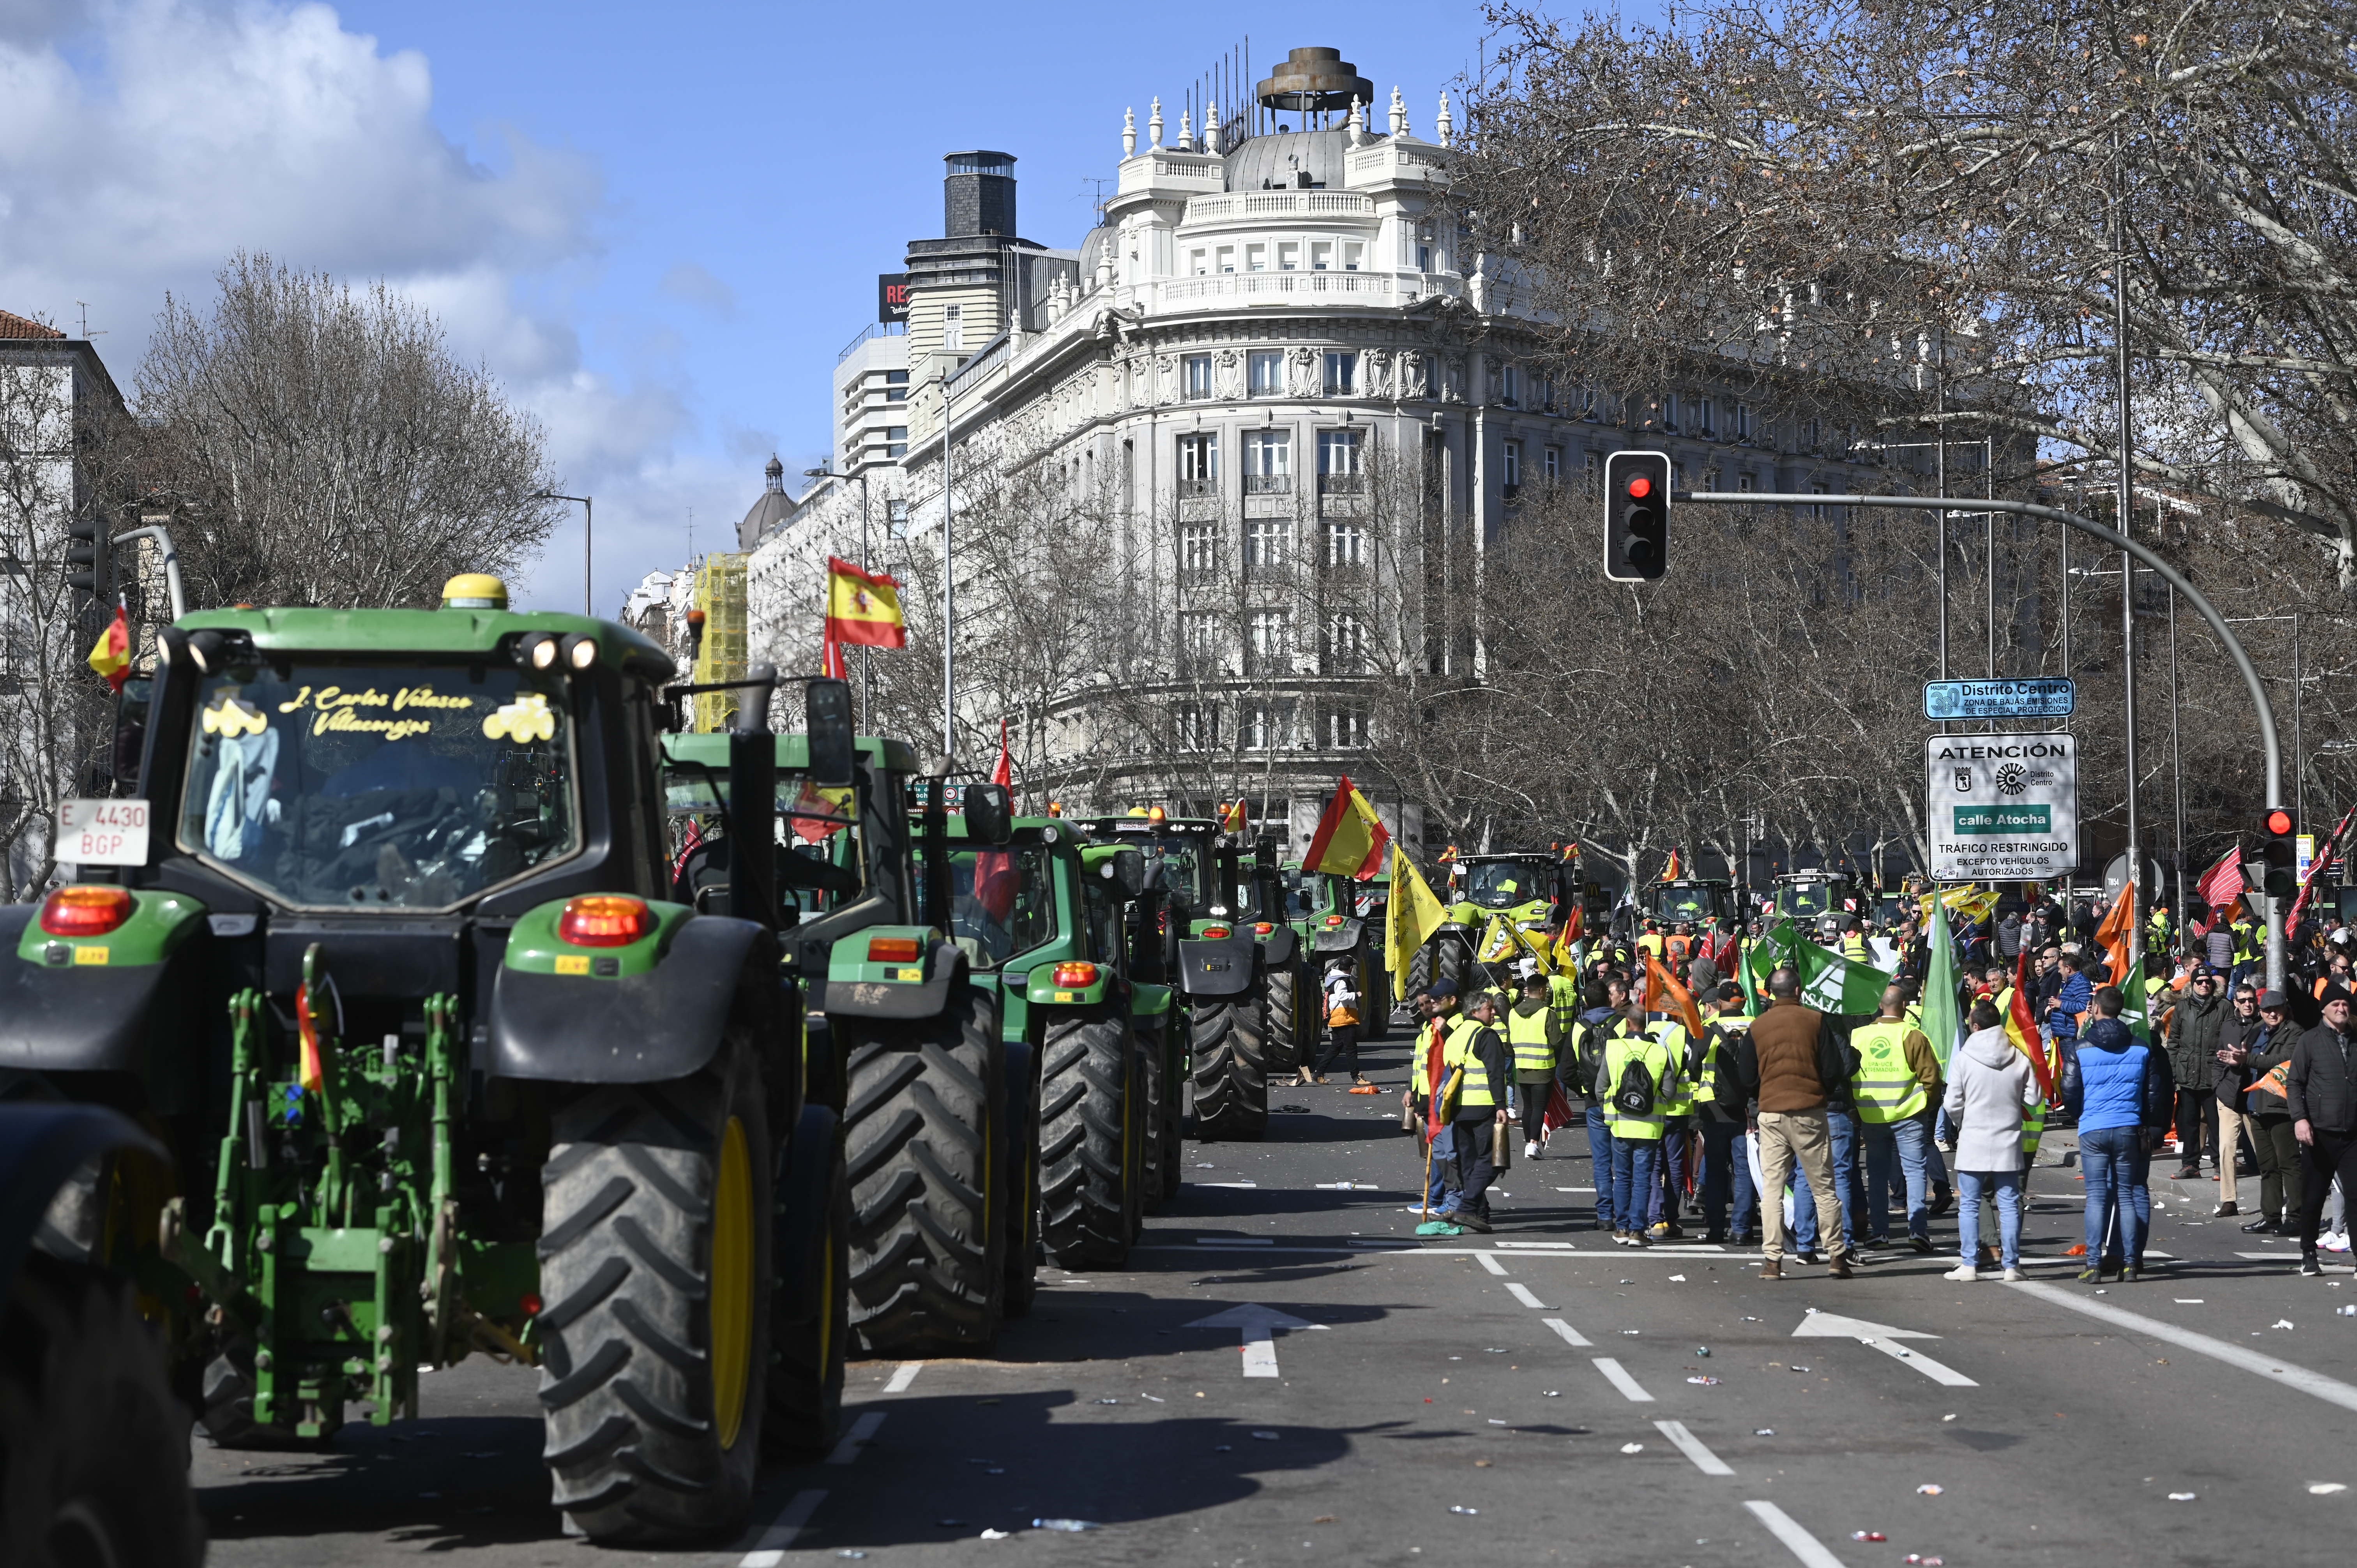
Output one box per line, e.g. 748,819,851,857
534,492,593,616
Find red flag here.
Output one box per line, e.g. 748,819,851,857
820,630,848,680
1541,1081,1578,1134
992,718,1012,788
1424,1016,1452,1141
2197,847,2245,913
1664,847,1683,879
86,602,131,692
2288,805,2357,932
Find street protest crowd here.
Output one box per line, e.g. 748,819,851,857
1386,869,2357,1284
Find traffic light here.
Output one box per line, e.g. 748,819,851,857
65,514,101,597
2260,807,2299,898
1604,450,1670,582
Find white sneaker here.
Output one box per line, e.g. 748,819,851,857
2325,1231,2351,1254
1943,1264,1980,1282
2002,1267,2025,1282
1524,1140,1540,1159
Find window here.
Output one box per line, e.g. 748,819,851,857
1544,446,1562,484
884,369,908,403
1660,394,1679,433
1735,403,1756,443
1277,242,1300,272
1243,699,1297,750
1246,243,1268,273
1341,241,1363,272
887,500,910,539
1583,451,1600,498
1248,349,1283,396
1310,240,1333,272
1175,701,1218,750
1189,249,1209,277
1177,433,1219,495
1181,612,1221,670
1181,521,1218,578
1245,519,1289,568
1673,461,1688,491
1535,373,1557,413
1325,704,1371,749
1323,352,1357,396
1325,519,1366,566
1501,440,1521,495
1326,613,1368,672
1185,354,1214,400
1737,471,1755,492
1500,365,1519,407
945,304,964,353
1216,245,1236,274
1415,221,1435,272
886,425,907,459
1318,429,1363,493
1246,608,1289,672
1244,429,1292,492
1695,397,1716,437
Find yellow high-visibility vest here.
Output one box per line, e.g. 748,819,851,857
1850,1018,1928,1125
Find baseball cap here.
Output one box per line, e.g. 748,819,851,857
2258,989,2289,1010
1424,977,1460,1001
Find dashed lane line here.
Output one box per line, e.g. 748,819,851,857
825,1410,886,1466
2009,1278,2357,1415
1744,1500,1851,1568
1653,1419,1735,1476
882,1363,921,1394
739,1489,827,1568
1590,1357,1655,1403
1504,1282,1548,1309
1475,1251,1509,1276
1542,1317,1594,1347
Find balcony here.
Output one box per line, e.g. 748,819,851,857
1318,473,1366,496
1178,477,1219,499
1244,474,1292,495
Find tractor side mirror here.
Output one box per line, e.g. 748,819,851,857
962,782,1013,846
1100,848,1147,901
805,677,855,788
111,676,152,793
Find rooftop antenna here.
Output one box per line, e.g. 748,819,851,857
74,302,105,339
1079,177,1114,225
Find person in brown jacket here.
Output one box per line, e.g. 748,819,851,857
1734,968,1855,1279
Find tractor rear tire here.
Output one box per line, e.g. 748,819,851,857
765,1106,848,1460
842,985,1005,1354
1038,1012,1138,1269
1265,962,1302,1074
1188,992,1268,1143
537,1033,772,1544
0,1252,205,1568
1362,947,1392,1041
1156,1019,1186,1203
1403,943,1435,1013
1001,1067,1041,1319
1436,936,1469,992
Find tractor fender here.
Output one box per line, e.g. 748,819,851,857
489,915,777,1084
1176,934,1259,1000
0,1102,166,1296
0,897,208,1109
772,1100,839,1325
1257,926,1299,967
825,941,967,1023
1312,918,1366,955
1129,982,1175,1019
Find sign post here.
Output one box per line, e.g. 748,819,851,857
1926,733,2079,883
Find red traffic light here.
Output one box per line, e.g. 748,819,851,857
2265,808,2295,836
1627,475,1654,499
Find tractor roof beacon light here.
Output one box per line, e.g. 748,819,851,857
440,574,509,610
2261,807,2299,898
1603,450,1671,583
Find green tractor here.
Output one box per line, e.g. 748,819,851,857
1405,850,1569,996
1771,870,1857,937
1282,860,1389,1042
659,731,1026,1356
1646,876,1733,928
3,578,851,1545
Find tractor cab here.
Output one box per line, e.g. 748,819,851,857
1648,877,1733,927
1772,871,1857,934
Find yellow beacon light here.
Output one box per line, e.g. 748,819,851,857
441,574,509,610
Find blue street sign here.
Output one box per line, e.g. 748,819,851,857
1923,678,2075,720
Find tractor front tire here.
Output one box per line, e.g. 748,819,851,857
1362,948,1392,1041
537,1033,772,1543
1001,1063,1041,1320
1038,1012,1138,1269
1265,961,1303,1074
842,985,1005,1354
0,1253,205,1568
1188,992,1268,1143
1403,943,1436,1012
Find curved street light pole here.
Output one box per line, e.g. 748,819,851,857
534,493,592,615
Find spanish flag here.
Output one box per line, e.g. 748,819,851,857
1664,847,1683,879
824,556,906,649
1219,797,1249,833
86,604,131,693
2005,943,2054,1099
1300,775,1391,881
295,978,328,1095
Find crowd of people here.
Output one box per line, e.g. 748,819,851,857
1394,885,2357,1282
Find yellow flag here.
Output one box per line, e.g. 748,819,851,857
1477,914,1518,964
1384,846,1447,991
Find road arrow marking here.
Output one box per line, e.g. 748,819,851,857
1185,1305,1328,1377
1793,1308,1976,1386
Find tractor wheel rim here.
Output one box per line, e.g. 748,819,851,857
711,1115,754,1451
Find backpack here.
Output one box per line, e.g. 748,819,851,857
1613,1054,1658,1117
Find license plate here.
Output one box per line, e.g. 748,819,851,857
59,798,149,867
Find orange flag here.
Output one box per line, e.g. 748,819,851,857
2093,881,2135,986
1643,950,1705,1040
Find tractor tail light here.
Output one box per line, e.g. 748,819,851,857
1254,922,1275,935
1324,915,1345,926
1202,925,1232,939
40,885,132,938
557,895,652,947
1053,962,1099,987
521,1292,544,1317
867,936,923,963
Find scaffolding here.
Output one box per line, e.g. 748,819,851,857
691,553,748,732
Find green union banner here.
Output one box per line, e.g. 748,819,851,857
1954,804,2051,835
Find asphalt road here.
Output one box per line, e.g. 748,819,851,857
196,1029,2357,1567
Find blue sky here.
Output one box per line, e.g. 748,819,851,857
0,1,1582,611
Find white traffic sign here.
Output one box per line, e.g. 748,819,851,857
58,798,150,867
1925,733,2078,881
1184,1304,1326,1377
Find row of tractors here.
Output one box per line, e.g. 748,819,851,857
0,579,1399,1562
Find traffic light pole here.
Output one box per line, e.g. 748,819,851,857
1676,489,2288,990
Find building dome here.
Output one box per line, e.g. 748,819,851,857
1223,129,1358,193
1076,224,1115,283
738,454,799,552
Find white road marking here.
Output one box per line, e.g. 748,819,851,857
1553,1186,1597,1192
1654,1419,1735,1476
1200,1181,1260,1188
1856,1335,1978,1386
1542,1317,1593,1347
1476,1251,1509,1276
882,1363,921,1394
1194,1237,1276,1246
1591,1357,1655,1402
1184,1305,1328,1377
825,1411,885,1466
1504,1282,1548,1309
1744,1499,1851,1568
739,1488,827,1566
2009,1279,2357,1415
1793,1308,1977,1386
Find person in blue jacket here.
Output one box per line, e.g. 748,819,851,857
2048,952,2094,1099
2062,985,2177,1282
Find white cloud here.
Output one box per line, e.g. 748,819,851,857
659,261,735,318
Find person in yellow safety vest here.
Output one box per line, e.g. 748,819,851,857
1648,1001,1703,1240
1639,920,1666,961
2231,915,2261,987
1851,984,1946,1254
1840,921,1870,965
1691,982,1761,1243
1404,981,1468,1219
1418,988,1513,1236
1598,998,1680,1247
2148,900,2172,955
1508,970,1564,1161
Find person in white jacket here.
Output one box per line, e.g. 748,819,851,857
1942,1000,2044,1281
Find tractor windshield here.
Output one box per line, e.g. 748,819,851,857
1777,881,1837,919
662,764,864,916
1281,869,1319,920
1461,859,1550,911
177,661,577,909
1152,841,1208,909
944,846,1056,966
1652,884,1721,923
